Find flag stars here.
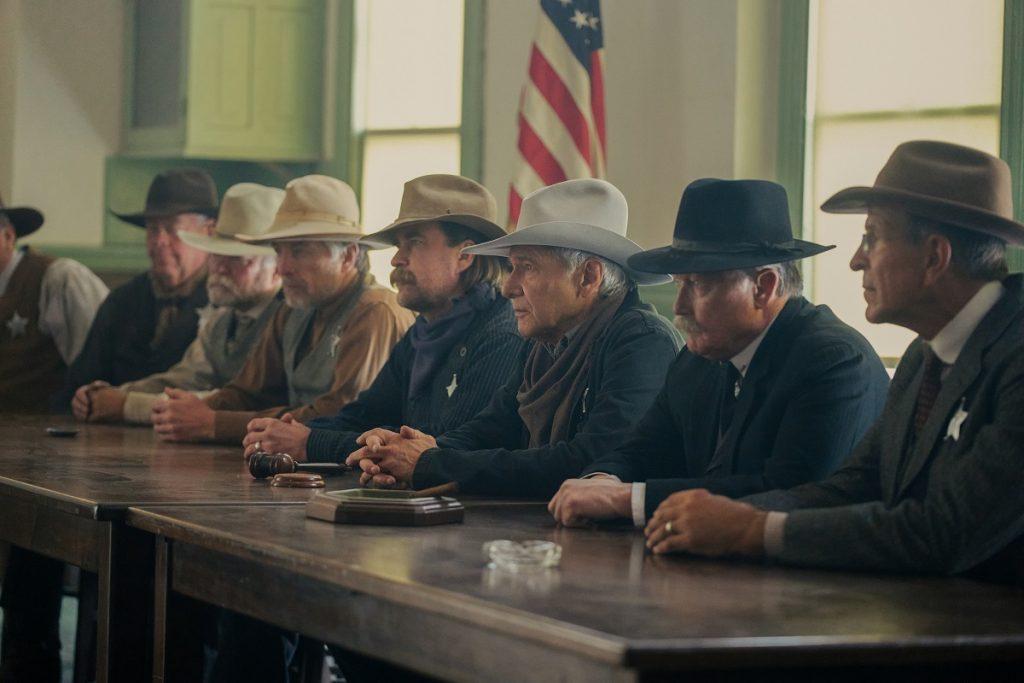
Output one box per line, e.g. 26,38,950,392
588,14,600,30
569,9,591,29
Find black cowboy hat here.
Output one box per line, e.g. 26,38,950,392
628,178,833,274
0,192,44,238
111,168,219,228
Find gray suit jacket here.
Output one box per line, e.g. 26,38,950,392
746,274,1024,580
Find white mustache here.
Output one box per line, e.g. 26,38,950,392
674,315,700,336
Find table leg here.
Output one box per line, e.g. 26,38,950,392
153,535,170,683
95,523,154,683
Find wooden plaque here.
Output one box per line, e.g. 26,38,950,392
305,488,464,526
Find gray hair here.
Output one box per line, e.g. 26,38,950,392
552,247,632,298
741,260,803,298
905,215,1007,281
326,242,370,275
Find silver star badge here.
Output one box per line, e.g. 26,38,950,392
445,373,458,398
6,311,28,338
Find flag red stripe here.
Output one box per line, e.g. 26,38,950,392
529,46,592,166
508,186,523,225
517,114,568,186
590,51,607,155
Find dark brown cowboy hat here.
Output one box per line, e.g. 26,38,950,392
111,168,219,228
822,140,1024,246
0,192,44,238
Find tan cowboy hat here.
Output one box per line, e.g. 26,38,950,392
464,179,670,286
822,140,1024,246
111,168,219,228
178,183,284,256
361,174,506,246
237,175,385,247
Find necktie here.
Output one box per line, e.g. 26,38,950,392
719,363,742,437
913,348,945,435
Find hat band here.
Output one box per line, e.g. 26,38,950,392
671,238,799,257
274,210,357,227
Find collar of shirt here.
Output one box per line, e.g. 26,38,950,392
546,322,582,359
928,280,1005,366
0,247,25,298
729,308,781,377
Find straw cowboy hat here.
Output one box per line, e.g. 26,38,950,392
361,174,506,246
822,139,1024,245
0,192,44,238
463,178,669,286
628,178,833,274
178,183,284,257
111,168,219,227
237,174,385,247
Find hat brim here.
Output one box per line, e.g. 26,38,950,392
822,186,1024,246
178,231,275,257
463,222,670,286
1,207,44,238
362,213,507,246
237,220,389,248
111,206,219,228
627,240,833,274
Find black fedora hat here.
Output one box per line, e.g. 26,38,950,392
111,168,219,228
628,178,833,274
0,191,44,238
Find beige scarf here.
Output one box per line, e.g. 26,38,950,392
516,291,626,448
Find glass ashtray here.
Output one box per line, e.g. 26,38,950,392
482,540,562,572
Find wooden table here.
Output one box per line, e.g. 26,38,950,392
128,502,1024,682
0,416,336,682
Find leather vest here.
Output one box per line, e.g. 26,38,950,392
202,298,282,386
0,249,66,412
283,281,366,406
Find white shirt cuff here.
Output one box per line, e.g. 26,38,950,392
763,511,788,557
631,482,646,528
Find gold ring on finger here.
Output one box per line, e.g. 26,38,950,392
665,521,674,535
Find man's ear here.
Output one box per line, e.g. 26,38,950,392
922,233,953,286
751,268,781,309
578,258,604,297
455,240,476,274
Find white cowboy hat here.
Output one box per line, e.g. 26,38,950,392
236,175,387,248
178,183,284,256
463,179,669,286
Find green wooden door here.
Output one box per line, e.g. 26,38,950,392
186,0,324,161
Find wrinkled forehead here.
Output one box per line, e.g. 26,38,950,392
865,204,912,233
271,240,332,257
144,212,208,231
507,244,564,264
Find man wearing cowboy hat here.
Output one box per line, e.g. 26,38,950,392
0,194,108,412
151,174,413,443
237,174,524,466
55,168,219,410
0,194,109,680
643,141,1024,583
348,178,681,497
70,183,285,425
548,178,889,527
205,174,527,683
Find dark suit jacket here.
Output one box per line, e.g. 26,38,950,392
54,271,208,410
746,274,1024,582
586,296,890,517
412,288,682,498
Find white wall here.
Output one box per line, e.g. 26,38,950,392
1,0,123,247
0,0,779,252
482,0,779,249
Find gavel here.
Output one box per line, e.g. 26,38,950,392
247,452,346,480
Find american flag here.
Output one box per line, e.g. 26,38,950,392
508,0,606,225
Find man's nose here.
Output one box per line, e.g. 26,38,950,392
500,273,522,299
